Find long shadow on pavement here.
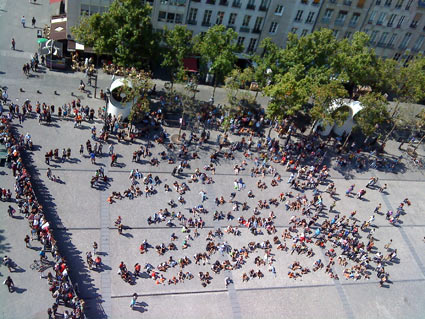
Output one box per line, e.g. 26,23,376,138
21,140,107,319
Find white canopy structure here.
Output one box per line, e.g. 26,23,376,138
107,78,133,119
315,100,364,137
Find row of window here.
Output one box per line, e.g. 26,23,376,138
186,8,264,30
393,53,415,67
236,37,258,52
366,30,424,51
158,11,184,23
322,8,422,30
331,0,413,9
368,11,422,29
322,9,360,26
374,0,415,10
294,10,316,24
190,0,269,11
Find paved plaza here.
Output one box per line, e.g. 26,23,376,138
1,110,425,319
1,1,425,319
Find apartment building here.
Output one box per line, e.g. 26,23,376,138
52,0,425,61
314,0,425,62
55,0,325,56
259,0,322,51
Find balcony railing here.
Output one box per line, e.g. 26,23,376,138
219,0,228,5
206,0,215,4
334,19,345,26
259,5,267,11
240,26,250,32
202,21,211,26
187,19,197,25
227,25,236,30
348,21,358,27
252,28,261,33
246,4,255,10
321,17,331,24
232,1,241,7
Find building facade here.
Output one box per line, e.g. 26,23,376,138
55,0,425,60
314,0,425,62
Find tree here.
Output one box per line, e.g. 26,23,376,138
72,0,158,68
310,81,348,132
264,67,310,121
251,38,283,100
120,70,153,129
413,109,425,151
194,25,241,98
332,32,378,95
281,29,340,85
225,67,255,107
356,92,389,138
377,55,425,118
161,25,193,88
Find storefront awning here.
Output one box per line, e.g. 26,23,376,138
183,58,198,73
68,40,85,51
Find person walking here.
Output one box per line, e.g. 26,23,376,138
111,153,117,166
11,38,15,50
47,168,52,180
4,276,14,292
92,241,98,255
24,235,31,248
21,16,26,28
130,293,138,309
200,190,207,202
90,151,96,164
31,17,36,28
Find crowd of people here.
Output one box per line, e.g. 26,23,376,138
67,110,405,292
0,84,413,315
1,105,85,318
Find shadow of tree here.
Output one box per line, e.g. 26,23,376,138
0,229,11,255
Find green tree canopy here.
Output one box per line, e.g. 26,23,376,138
356,92,389,137
193,25,241,97
161,25,193,85
310,81,348,128
332,32,378,91
72,0,158,68
374,55,425,121
251,38,283,98
264,67,310,121
121,70,153,124
224,68,257,117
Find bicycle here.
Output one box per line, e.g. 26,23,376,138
29,259,49,272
